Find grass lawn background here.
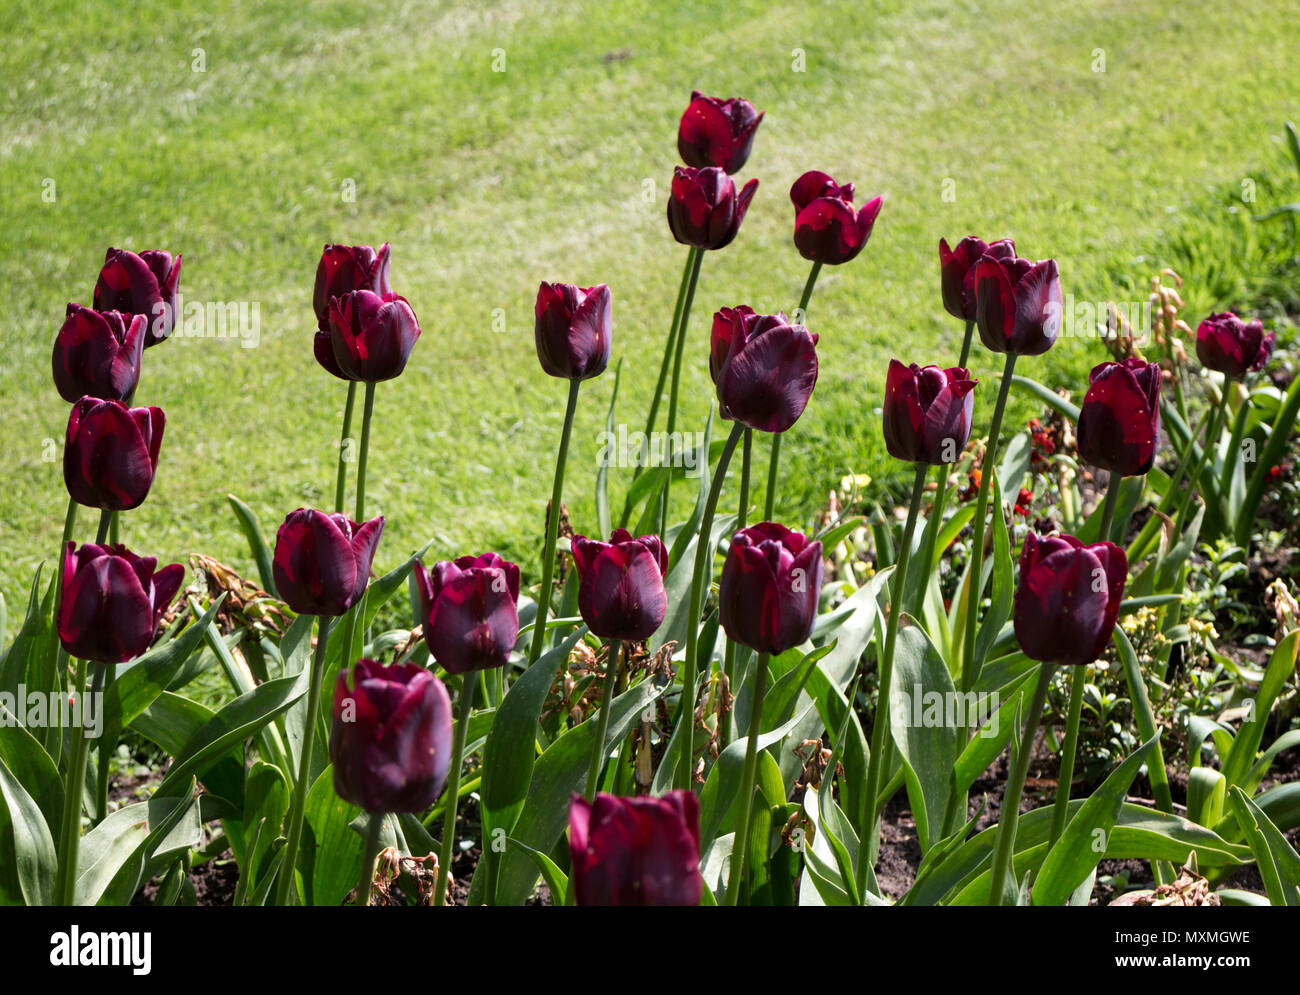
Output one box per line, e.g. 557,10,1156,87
2,0,1298,610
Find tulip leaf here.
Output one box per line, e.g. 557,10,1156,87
302,765,363,906
951,670,1034,798
0,756,56,906
0,566,52,715
507,837,568,906
226,493,278,595
595,358,622,539
972,479,1012,681
0,700,62,835
1009,375,1081,422
1226,787,1300,906
651,510,737,659
1187,766,1227,828
1240,371,1300,546
1242,729,1300,795
1222,630,1299,788
129,692,244,806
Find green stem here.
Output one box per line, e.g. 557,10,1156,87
94,509,112,545
334,381,358,515
528,378,581,664
1098,471,1123,543
1177,377,1231,526
44,497,79,758
54,658,101,905
354,381,376,524
961,352,1018,692
355,809,384,907
94,664,113,826
274,614,336,906
1049,665,1088,847
436,679,475,907
584,641,623,800
910,464,950,616
724,650,769,906
859,462,927,895
958,319,975,370
1115,628,1173,814
720,430,753,748
108,510,120,545
675,422,745,791
631,248,695,486
658,247,706,535
988,662,1056,905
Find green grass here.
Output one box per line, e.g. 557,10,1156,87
2,0,1298,611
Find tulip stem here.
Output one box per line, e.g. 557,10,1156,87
859,461,927,896
988,662,1056,905
354,382,376,524
961,352,1017,693
675,422,745,791
109,510,120,545
1098,471,1123,543
1177,376,1231,527
54,658,101,905
958,319,975,370
720,430,754,748
334,382,358,515
94,663,113,826
584,640,624,801
658,247,706,535
94,509,112,545
436,679,475,908
724,650,769,906
44,497,79,758
528,378,581,665
1049,664,1088,847
274,614,336,906
355,810,384,907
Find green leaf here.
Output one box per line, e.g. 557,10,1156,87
1187,766,1226,828
302,764,362,906
1009,375,1080,421
0,757,56,905
508,837,568,905
1223,631,1299,788
76,785,201,906
0,701,62,834
951,671,1033,797
227,494,277,595
1240,372,1300,546
972,478,1012,679
1227,787,1300,906
595,358,622,539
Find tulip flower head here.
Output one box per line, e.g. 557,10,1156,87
677,91,763,174
789,171,882,266
719,522,823,655
52,305,146,403
973,251,1062,356
1013,533,1126,667
272,509,385,617
711,308,818,434
59,542,183,664
63,397,165,511
414,553,521,674
331,658,453,813
323,290,421,383
1076,359,1162,477
1195,312,1275,378
313,243,392,331
533,282,613,381
883,360,978,466
93,247,182,348
568,790,702,906
571,530,668,642
667,166,758,251
939,236,1015,324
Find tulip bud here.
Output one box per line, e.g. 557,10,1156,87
973,252,1062,356
883,360,978,465
272,509,384,617
711,309,818,434
533,282,612,381
568,790,702,906
1195,312,1275,378
677,91,763,174
1076,359,1162,476
331,658,453,813
414,553,521,674
52,305,146,403
939,236,1015,323
324,290,421,383
1013,533,1126,667
93,247,182,348
571,530,668,642
719,523,822,655
667,166,758,251
63,398,165,511
312,243,392,377
59,542,183,664
789,171,882,266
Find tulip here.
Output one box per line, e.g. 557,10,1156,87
1196,312,1275,378
677,91,763,174
973,252,1062,356
271,509,384,617
330,658,454,813
63,398,164,511
939,236,1016,325
883,360,978,465
1077,359,1162,477
313,243,393,378
534,282,612,381
718,523,822,655
58,542,183,664
666,166,758,251
1014,533,1126,667
93,247,182,348
789,171,882,267
568,791,702,906
52,305,146,403
414,554,520,674
571,530,668,642
323,290,421,383
712,310,818,434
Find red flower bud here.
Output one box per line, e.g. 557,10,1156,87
719,523,822,655
93,247,182,348
324,290,421,383
667,166,758,251
1013,533,1126,667
677,91,763,174
973,252,1062,356
534,282,612,381
790,171,882,266
59,542,183,664
414,553,520,674
568,790,701,905
1195,312,1275,378
712,309,818,434
63,398,165,511
272,509,384,617
571,530,668,642
883,360,978,465
52,305,145,403
939,236,1015,323
1077,359,1162,476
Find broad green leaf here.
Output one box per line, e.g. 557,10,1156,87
0,702,62,833
1227,787,1300,906
76,785,200,906
508,837,568,906
1009,375,1080,421
0,757,56,905
595,358,621,539
226,494,277,594
1223,631,1300,788
302,764,362,906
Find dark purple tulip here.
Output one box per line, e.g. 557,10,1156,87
571,530,668,642
1013,533,1126,667
939,236,1015,323
667,166,758,251
973,251,1062,356
883,360,978,465
534,282,612,381
63,398,165,511
1077,359,1162,477
568,790,701,906
413,553,520,675
59,542,183,664
789,170,882,266
324,290,421,383
677,91,763,174
719,523,822,655
93,247,182,348
712,309,818,434
312,243,392,376
272,509,384,617
1196,312,1275,378
52,305,145,403
331,658,453,813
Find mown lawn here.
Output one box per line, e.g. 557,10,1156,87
2,0,1297,609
